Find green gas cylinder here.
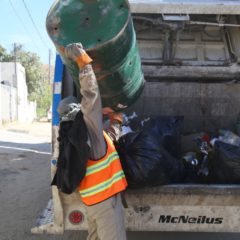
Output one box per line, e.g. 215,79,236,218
46,0,144,112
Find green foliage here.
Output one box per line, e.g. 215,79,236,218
0,44,52,118
12,44,44,99
36,83,52,118
0,45,13,61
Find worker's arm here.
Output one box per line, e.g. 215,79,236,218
65,43,106,160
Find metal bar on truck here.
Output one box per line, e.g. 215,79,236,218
129,0,240,14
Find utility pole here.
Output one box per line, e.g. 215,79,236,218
13,43,17,83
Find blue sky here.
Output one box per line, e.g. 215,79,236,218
0,0,56,64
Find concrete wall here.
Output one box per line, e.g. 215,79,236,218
16,63,28,122
0,62,16,87
0,62,36,124
0,85,17,124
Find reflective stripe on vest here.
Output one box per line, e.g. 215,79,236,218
79,132,127,205
85,152,119,176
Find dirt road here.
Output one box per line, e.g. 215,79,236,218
0,122,240,240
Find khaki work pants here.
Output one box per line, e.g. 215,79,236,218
85,193,127,240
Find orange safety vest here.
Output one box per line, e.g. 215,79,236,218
79,132,127,205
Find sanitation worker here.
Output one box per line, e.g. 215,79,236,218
58,43,128,240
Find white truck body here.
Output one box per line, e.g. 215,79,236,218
32,0,240,234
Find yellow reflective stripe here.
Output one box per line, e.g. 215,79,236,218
85,152,119,176
80,171,125,197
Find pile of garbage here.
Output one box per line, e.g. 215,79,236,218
115,113,240,188
182,130,240,184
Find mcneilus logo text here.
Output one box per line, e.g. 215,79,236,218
159,215,223,224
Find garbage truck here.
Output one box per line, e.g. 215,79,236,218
32,0,240,234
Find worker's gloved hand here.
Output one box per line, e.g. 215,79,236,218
65,43,92,68
108,112,123,125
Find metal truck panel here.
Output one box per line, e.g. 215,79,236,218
33,185,240,232
129,0,240,14
126,81,240,133
124,185,240,232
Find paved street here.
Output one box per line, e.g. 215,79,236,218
0,122,240,240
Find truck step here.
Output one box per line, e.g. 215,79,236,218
36,199,54,227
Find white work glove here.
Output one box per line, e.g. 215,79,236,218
64,43,92,68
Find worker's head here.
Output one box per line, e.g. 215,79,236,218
57,96,81,122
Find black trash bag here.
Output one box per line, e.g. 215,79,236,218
183,163,202,183
116,129,185,189
126,116,183,158
51,111,90,194
143,117,183,159
209,141,240,184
